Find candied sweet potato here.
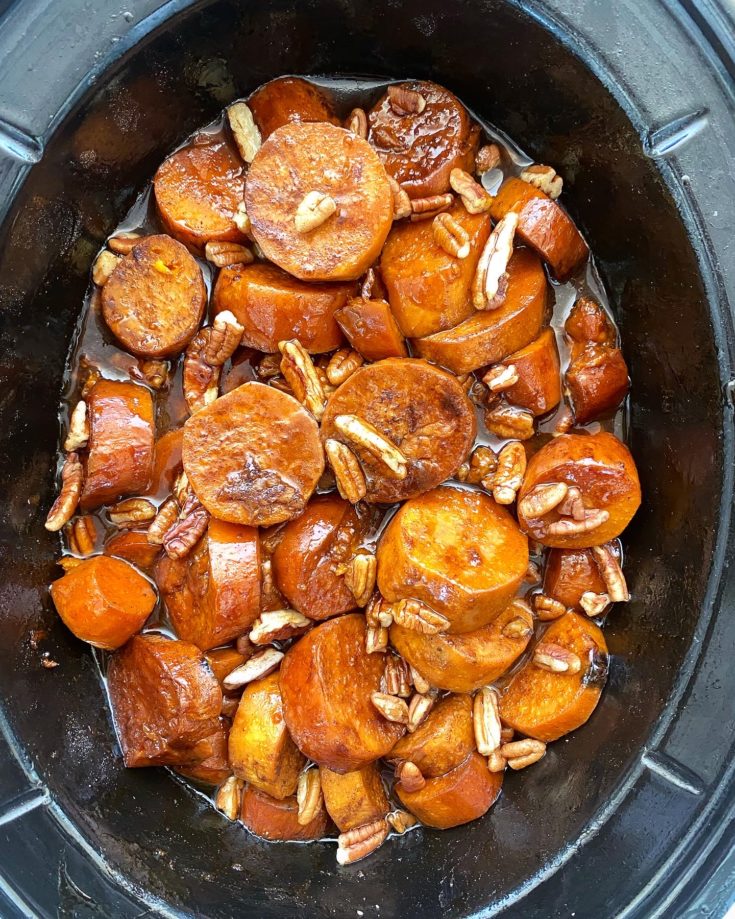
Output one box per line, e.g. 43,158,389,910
247,76,339,140
566,344,629,424
565,296,616,347
204,646,248,685
240,786,329,841
144,428,183,501
389,694,474,778
335,297,408,361
500,327,561,416
104,530,161,571
320,763,389,832
175,717,231,785
543,547,610,609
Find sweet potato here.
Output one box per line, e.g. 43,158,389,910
104,530,161,571
499,327,561,416
565,296,615,347
388,694,474,778
204,646,248,685
566,344,629,423
175,717,231,785
334,297,408,361
144,428,183,501
240,786,329,841
247,76,339,140
320,764,389,832
543,547,611,609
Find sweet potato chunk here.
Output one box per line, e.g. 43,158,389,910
380,203,492,338
566,344,629,423
367,81,478,199
81,380,154,510
156,518,261,650
229,671,305,799
335,297,408,361
204,646,248,685
108,633,222,767
320,764,389,832
245,122,393,282
101,235,207,358
517,432,641,548
104,530,161,571
543,547,610,609
144,428,183,501
321,359,475,504
240,786,329,841
412,248,547,375
499,612,608,741
500,327,561,416
212,262,350,354
50,555,156,650
390,599,534,693
271,495,375,620
389,694,474,778
175,718,231,785
247,76,339,140
154,134,247,250
182,382,324,527
397,752,502,829
377,486,528,633
490,177,588,281
280,614,405,772
565,296,616,347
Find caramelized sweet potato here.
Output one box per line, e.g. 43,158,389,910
335,297,408,361
107,633,222,767
204,646,248,685
240,786,329,841
390,599,534,693
389,694,474,778
543,547,611,609
320,764,389,832
397,752,502,829
489,177,588,281
175,717,231,785
412,248,547,375
212,262,350,354
81,380,154,510
229,670,305,799
566,344,629,423
499,611,609,741
499,327,561,416
565,296,615,347
280,614,405,772
50,555,156,650
517,432,641,548
247,76,339,140
144,428,183,501
104,529,161,571
377,486,528,633
271,495,374,620
380,203,492,337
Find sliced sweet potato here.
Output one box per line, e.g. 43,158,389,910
280,613,405,772
204,646,248,685
182,382,324,527
517,432,641,548
50,555,156,650
144,428,183,501
412,248,547,375
489,177,588,281
81,380,154,510
154,134,247,251
396,752,502,829
213,262,350,354
543,546,613,609
377,486,528,633
380,203,492,338
175,718,231,785
320,359,475,504
229,670,305,799
388,694,474,778
334,297,408,361
499,327,561,416
566,344,629,423
247,76,339,140
390,599,534,693
240,786,329,841
104,530,161,571
271,495,375,620
499,611,609,741
565,296,616,347
320,764,389,832
107,633,222,767
245,122,393,282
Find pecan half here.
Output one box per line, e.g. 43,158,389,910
222,647,284,691
545,509,610,537
482,364,519,393
387,85,426,115
487,749,507,773
366,593,394,629
326,348,364,386
592,545,629,602
580,591,611,617
407,692,434,733
204,241,254,268
532,593,568,621
387,809,418,834
163,494,209,559
472,212,519,309
45,453,83,532
91,250,120,286
204,310,244,366
256,352,282,380
485,403,535,441
449,167,493,214
473,687,502,755
147,496,179,545
556,485,585,520
410,193,454,221
518,482,569,520
344,551,377,607
382,655,412,698
325,439,367,504
475,144,501,174
533,641,582,674
388,176,412,220
249,609,311,645
136,359,169,391
488,441,527,505
63,400,89,452
215,776,244,821
294,191,337,233
365,625,389,655
278,339,326,419
333,414,407,479
108,497,157,527
371,692,409,724
520,164,563,199
390,598,450,635
396,760,425,793
346,107,368,138
227,102,261,163
336,819,389,865
297,769,324,826
408,664,431,695
501,611,534,639
65,515,97,556
183,330,220,414
234,201,251,236
457,445,497,485
107,232,144,255
432,212,471,259
500,738,547,770
553,405,575,435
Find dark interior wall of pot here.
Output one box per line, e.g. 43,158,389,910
0,0,727,916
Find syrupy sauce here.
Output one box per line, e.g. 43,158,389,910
57,76,628,842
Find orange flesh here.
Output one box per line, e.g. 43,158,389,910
501,327,562,416
335,297,408,360
389,693,475,777
240,786,329,841
320,763,389,832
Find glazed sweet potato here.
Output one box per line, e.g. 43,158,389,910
380,203,492,338
388,694,474,778
499,612,609,742
104,529,161,571
204,646,248,685
320,763,389,832
516,432,641,548
229,670,305,799
334,297,408,361
280,614,405,772
175,717,231,785
412,248,547,375
499,327,562,416
565,296,616,347
543,547,612,609
247,76,339,139
81,379,154,510
390,598,534,693
212,262,350,354
377,486,528,633
240,786,329,841
50,555,156,650
566,344,629,423
144,428,183,501
396,752,503,829
107,633,222,767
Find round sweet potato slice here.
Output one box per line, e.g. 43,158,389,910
499,327,562,417
271,495,376,620
367,81,479,199
247,76,339,140
182,382,324,527
412,248,547,375
240,786,329,841
175,717,231,785
396,751,502,829
104,530,161,571
212,261,350,354
390,599,534,693
320,359,476,504
377,486,528,633
280,613,405,772
245,122,393,282
101,234,206,358
319,763,389,832
516,432,641,548
499,611,609,742
107,633,222,768
153,134,247,251
334,296,408,361
543,546,613,610
388,694,474,778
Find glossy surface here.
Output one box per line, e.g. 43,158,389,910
500,327,562,416
319,763,389,832
334,296,408,360
248,76,340,139
389,693,474,777
240,786,330,841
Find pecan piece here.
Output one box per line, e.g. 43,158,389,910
365,625,389,655
204,241,254,268
63,400,89,452
204,310,244,366
65,516,97,556
482,364,519,393
533,642,582,674
475,143,501,174
487,441,526,505
326,348,364,386
408,664,431,695
520,164,563,199
396,761,425,793
234,201,251,236
500,738,547,770
390,598,450,635
215,776,244,821
344,551,377,607
45,453,83,532
162,494,209,559
485,403,535,441
382,655,412,698
107,232,144,255
147,496,179,545
410,193,454,221
472,211,518,309
432,212,471,258
487,749,507,773
592,545,629,602
553,405,575,435
91,250,120,286
388,176,412,220
518,482,569,520
346,107,368,138
222,647,284,691
325,439,367,504
136,359,169,391
449,167,493,214
227,102,261,163
336,818,389,865
387,809,418,834
532,593,568,621
407,692,434,733
297,769,324,826
473,686,502,755
387,85,426,115
545,509,610,538
333,414,407,479
278,339,326,419
108,497,157,528
294,191,337,233
501,609,534,639
256,352,282,380
249,609,311,644
557,485,585,520
580,591,611,617
457,445,497,485
183,330,220,414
